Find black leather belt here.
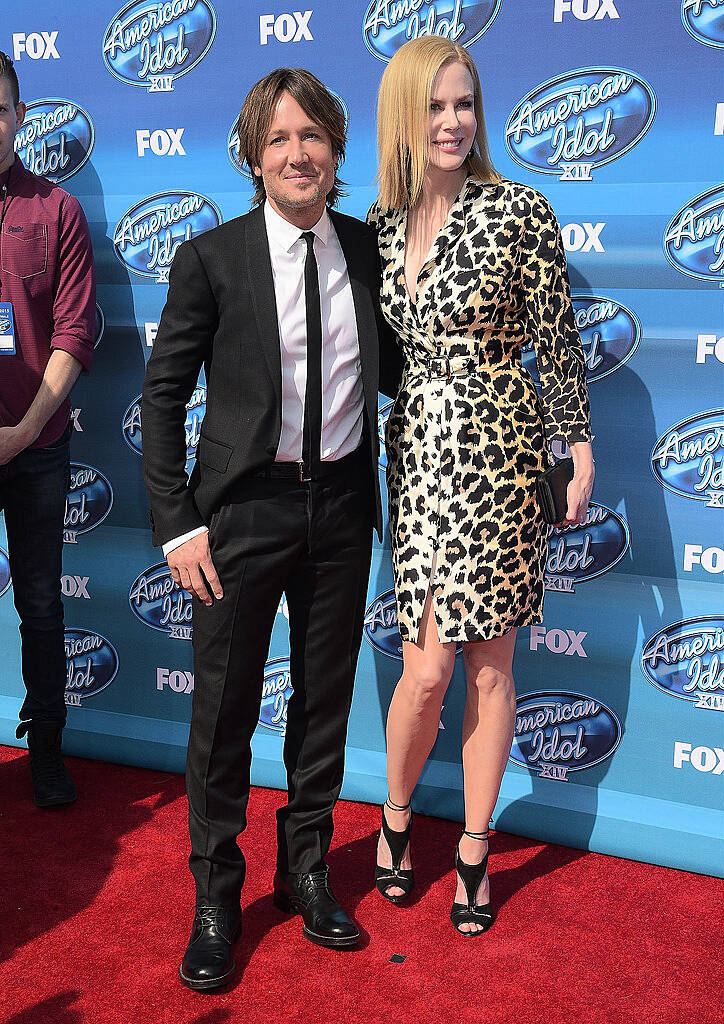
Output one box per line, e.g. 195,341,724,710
253,446,364,482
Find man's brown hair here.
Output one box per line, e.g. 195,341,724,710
236,68,347,208
0,52,20,107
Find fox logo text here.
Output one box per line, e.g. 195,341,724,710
697,335,724,363
523,295,639,384
681,0,724,48
651,410,724,507
363,0,501,63
0,548,10,598
129,563,193,640
64,629,119,706
554,0,619,19
561,223,605,252
113,192,221,283
510,691,621,780
673,742,724,773
642,617,724,712
683,545,724,574
259,658,293,734
15,100,94,183
546,503,629,592
529,626,588,657
103,0,217,92
136,128,186,156
12,32,59,60
506,69,655,180
260,11,313,44
664,186,724,283
123,386,205,475
64,464,113,543
61,575,91,599
157,667,194,693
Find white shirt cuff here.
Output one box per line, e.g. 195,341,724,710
162,526,208,557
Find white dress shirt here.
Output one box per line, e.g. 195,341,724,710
163,201,363,557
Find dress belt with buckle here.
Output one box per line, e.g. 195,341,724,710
406,355,520,381
253,445,363,482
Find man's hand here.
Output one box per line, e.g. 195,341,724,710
0,424,33,466
167,532,224,606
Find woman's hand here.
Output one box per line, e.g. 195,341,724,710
556,441,595,528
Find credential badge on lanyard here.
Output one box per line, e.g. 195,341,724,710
0,302,15,354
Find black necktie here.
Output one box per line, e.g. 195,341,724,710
301,231,322,480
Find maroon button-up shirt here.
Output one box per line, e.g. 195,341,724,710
0,158,95,448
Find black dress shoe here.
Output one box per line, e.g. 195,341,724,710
26,721,77,807
273,866,359,949
179,906,242,991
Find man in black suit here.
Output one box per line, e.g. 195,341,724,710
141,68,400,990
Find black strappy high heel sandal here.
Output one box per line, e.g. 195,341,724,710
375,798,414,903
450,829,493,936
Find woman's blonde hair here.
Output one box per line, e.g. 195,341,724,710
376,37,501,209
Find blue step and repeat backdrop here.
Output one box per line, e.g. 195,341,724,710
1,1,722,876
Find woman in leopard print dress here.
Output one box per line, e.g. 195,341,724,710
369,38,594,933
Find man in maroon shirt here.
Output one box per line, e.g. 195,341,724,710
0,53,95,806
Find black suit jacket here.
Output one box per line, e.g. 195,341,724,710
142,204,402,546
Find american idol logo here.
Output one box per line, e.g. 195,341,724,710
663,185,724,284
364,589,462,658
506,68,655,181
510,691,622,781
682,0,724,47
64,628,119,706
122,386,205,475
64,464,113,544
378,400,393,471
522,295,640,385
546,503,629,593
259,658,293,735
113,192,221,284
129,562,193,640
362,0,501,63
0,547,10,598
103,0,217,93
642,617,724,713
0,318,11,334
95,303,105,348
651,410,724,508
14,99,94,183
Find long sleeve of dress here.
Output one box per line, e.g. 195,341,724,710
520,195,592,445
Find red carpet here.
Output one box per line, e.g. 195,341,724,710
0,744,721,1024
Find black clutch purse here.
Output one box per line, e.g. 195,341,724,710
536,458,574,524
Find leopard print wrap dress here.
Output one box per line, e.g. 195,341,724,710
368,178,592,644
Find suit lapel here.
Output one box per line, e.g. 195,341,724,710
245,204,282,408
330,209,378,412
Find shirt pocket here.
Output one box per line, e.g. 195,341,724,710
1,225,48,279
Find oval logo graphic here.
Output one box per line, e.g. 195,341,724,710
506,68,655,180
14,99,94,183
64,464,113,544
95,303,105,348
363,0,501,63
122,386,205,475
113,191,221,283
0,546,10,598
64,628,119,705
682,0,724,47
510,690,622,780
102,0,217,92
129,562,193,641
546,503,629,593
378,399,393,471
364,589,461,658
259,658,293,734
642,616,724,713
663,185,724,284
522,295,640,385
651,409,724,507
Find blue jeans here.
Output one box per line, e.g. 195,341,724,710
0,424,70,735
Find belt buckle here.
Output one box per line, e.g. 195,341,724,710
298,461,312,482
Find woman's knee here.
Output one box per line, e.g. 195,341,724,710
398,662,452,708
465,663,515,700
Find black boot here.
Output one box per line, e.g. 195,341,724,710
26,721,77,807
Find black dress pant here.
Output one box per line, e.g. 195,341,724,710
187,452,373,907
